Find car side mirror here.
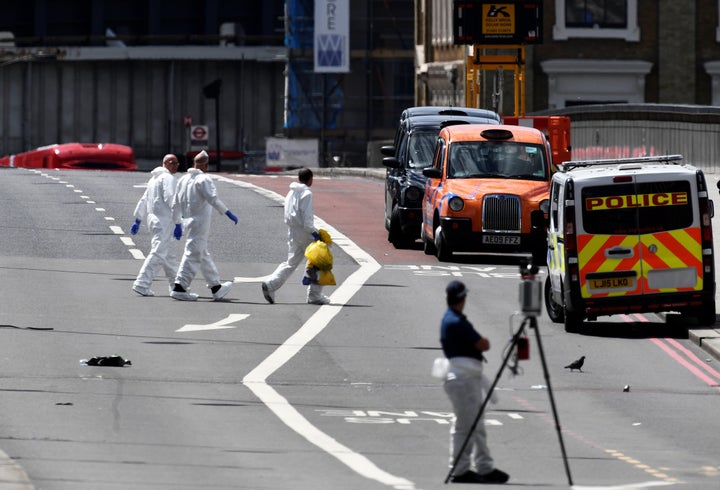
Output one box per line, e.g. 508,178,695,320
381,145,396,157
423,167,442,178
383,156,401,169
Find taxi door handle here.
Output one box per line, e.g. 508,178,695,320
606,247,633,258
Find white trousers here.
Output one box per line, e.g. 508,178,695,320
265,234,322,301
174,218,220,290
134,217,178,289
444,373,495,475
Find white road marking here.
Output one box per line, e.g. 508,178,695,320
129,249,145,260
120,237,135,246
109,226,124,235
233,275,270,283
223,176,415,490
571,482,675,489
177,314,250,332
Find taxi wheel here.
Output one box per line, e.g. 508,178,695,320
388,206,412,249
434,225,453,262
544,277,564,323
422,227,436,255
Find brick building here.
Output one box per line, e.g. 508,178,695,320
416,0,720,114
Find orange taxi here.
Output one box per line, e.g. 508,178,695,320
421,124,553,261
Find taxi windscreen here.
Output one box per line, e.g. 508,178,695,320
581,181,693,235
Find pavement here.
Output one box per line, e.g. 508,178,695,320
237,165,720,362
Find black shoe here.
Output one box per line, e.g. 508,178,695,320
476,468,509,484
450,471,482,483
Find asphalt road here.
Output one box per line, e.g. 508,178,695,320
0,167,718,490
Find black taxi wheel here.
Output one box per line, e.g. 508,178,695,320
544,276,564,323
422,225,436,255
388,205,413,249
434,225,453,262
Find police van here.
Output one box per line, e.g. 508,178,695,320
544,155,716,332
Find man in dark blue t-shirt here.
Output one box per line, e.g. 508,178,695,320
440,280,509,485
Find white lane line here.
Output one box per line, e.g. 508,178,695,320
129,249,145,260
109,226,124,235
120,237,135,246
572,482,675,489
221,176,415,490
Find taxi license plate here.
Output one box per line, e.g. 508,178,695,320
588,276,634,290
482,235,520,245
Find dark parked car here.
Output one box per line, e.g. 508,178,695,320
382,107,501,248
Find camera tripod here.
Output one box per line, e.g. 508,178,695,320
443,313,574,486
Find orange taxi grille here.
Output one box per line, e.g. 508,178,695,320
482,194,521,232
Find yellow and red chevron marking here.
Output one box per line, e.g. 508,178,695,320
639,228,703,293
578,234,642,298
576,228,702,298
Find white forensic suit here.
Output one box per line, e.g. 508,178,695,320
172,168,229,290
132,166,178,291
265,181,324,302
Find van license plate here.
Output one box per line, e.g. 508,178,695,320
589,276,634,290
482,235,520,245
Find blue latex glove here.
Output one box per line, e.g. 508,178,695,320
130,219,141,235
312,231,320,241
173,223,183,240
226,210,238,225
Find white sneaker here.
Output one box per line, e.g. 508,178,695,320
307,294,330,305
170,290,199,301
261,282,275,304
133,285,155,297
213,281,233,301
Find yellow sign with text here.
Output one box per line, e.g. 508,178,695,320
585,192,689,211
482,4,516,35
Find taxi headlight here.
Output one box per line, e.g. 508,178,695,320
539,199,550,214
405,186,421,202
449,196,464,212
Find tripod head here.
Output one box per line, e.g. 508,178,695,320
518,258,542,317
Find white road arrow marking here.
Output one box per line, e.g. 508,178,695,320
176,313,249,332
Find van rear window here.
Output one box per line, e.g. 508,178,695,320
581,181,693,234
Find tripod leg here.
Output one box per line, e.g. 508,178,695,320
530,317,574,486
444,319,529,484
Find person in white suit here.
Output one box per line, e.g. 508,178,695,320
130,154,180,297
262,167,329,305
170,150,237,301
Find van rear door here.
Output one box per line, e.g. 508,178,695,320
633,176,702,294
576,175,701,299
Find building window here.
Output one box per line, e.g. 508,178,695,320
432,0,453,46
565,0,627,28
541,59,652,109
554,0,639,41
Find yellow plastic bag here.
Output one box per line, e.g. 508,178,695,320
318,270,336,286
305,240,333,271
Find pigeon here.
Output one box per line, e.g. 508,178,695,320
564,356,585,372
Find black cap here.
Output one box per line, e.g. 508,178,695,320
446,280,468,303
